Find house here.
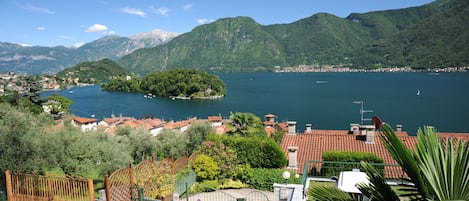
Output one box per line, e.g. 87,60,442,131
162,117,197,133
279,120,469,178
206,115,229,134
98,115,135,127
71,116,98,132
263,114,279,136
208,115,223,127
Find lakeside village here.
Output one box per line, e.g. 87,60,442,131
2,65,469,95
70,112,469,200
2,71,469,200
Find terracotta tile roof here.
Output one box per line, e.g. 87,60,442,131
277,122,288,132
301,129,409,136
103,117,135,124
103,118,118,124
73,116,97,124
208,116,222,122
281,132,418,177
303,129,350,135
123,120,140,128
437,132,469,140
135,118,165,130
281,130,469,178
163,118,196,130
265,127,276,137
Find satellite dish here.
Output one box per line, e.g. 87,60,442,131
372,116,382,129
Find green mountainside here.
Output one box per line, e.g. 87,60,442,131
119,0,468,73
57,59,129,84
350,0,469,67
120,17,286,73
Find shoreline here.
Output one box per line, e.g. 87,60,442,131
169,95,225,100
274,66,469,73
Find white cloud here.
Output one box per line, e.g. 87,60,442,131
121,7,146,17
182,4,192,11
21,3,54,14
36,26,45,31
150,6,170,16
85,24,108,33
197,19,214,25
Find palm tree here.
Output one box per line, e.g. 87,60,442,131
308,124,469,201
228,112,264,136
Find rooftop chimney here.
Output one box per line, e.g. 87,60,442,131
287,146,298,168
363,125,375,144
396,125,402,132
350,124,360,135
305,124,312,133
287,121,296,135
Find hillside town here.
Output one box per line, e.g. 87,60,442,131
0,72,88,95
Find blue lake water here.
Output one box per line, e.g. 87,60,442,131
42,72,469,134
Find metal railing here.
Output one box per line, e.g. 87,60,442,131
174,171,196,197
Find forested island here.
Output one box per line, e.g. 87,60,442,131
102,68,226,99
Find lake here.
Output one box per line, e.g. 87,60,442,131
42,72,469,134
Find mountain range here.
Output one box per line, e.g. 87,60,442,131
119,0,468,73
0,29,178,74
2,0,468,74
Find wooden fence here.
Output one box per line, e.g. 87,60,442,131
105,154,196,201
4,170,94,201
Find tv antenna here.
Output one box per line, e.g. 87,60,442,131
353,101,373,125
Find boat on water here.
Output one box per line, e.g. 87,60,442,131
417,90,420,96
69,90,74,94
316,80,329,84
428,69,440,75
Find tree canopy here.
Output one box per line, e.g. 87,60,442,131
103,68,226,99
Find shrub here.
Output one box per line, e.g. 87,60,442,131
246,168,301,191
320,151,384,177
192,154,220,181
189,180,219,193
195,141,238,179
235,164,253,183
216,135,287,168
218,179,249,189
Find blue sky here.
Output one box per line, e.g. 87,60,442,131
0,0,434,47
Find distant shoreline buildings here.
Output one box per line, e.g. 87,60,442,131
2,67,468,94
274,65,469,73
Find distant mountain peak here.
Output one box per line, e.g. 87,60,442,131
130,29,179,41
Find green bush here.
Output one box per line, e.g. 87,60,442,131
192,154,220,181
235,164,253,183
194,141,238,179
246,168,301,191
216,135,287,168
189,180,219,193
218,179,249,189
320,151,384,177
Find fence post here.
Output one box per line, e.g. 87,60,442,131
129,162,134,185
88,179,94,201
4,171,12,201
185,182,189,201
105,174,111,201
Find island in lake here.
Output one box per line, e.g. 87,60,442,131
102,68,226,100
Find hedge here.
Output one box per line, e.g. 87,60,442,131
319,151,384,177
